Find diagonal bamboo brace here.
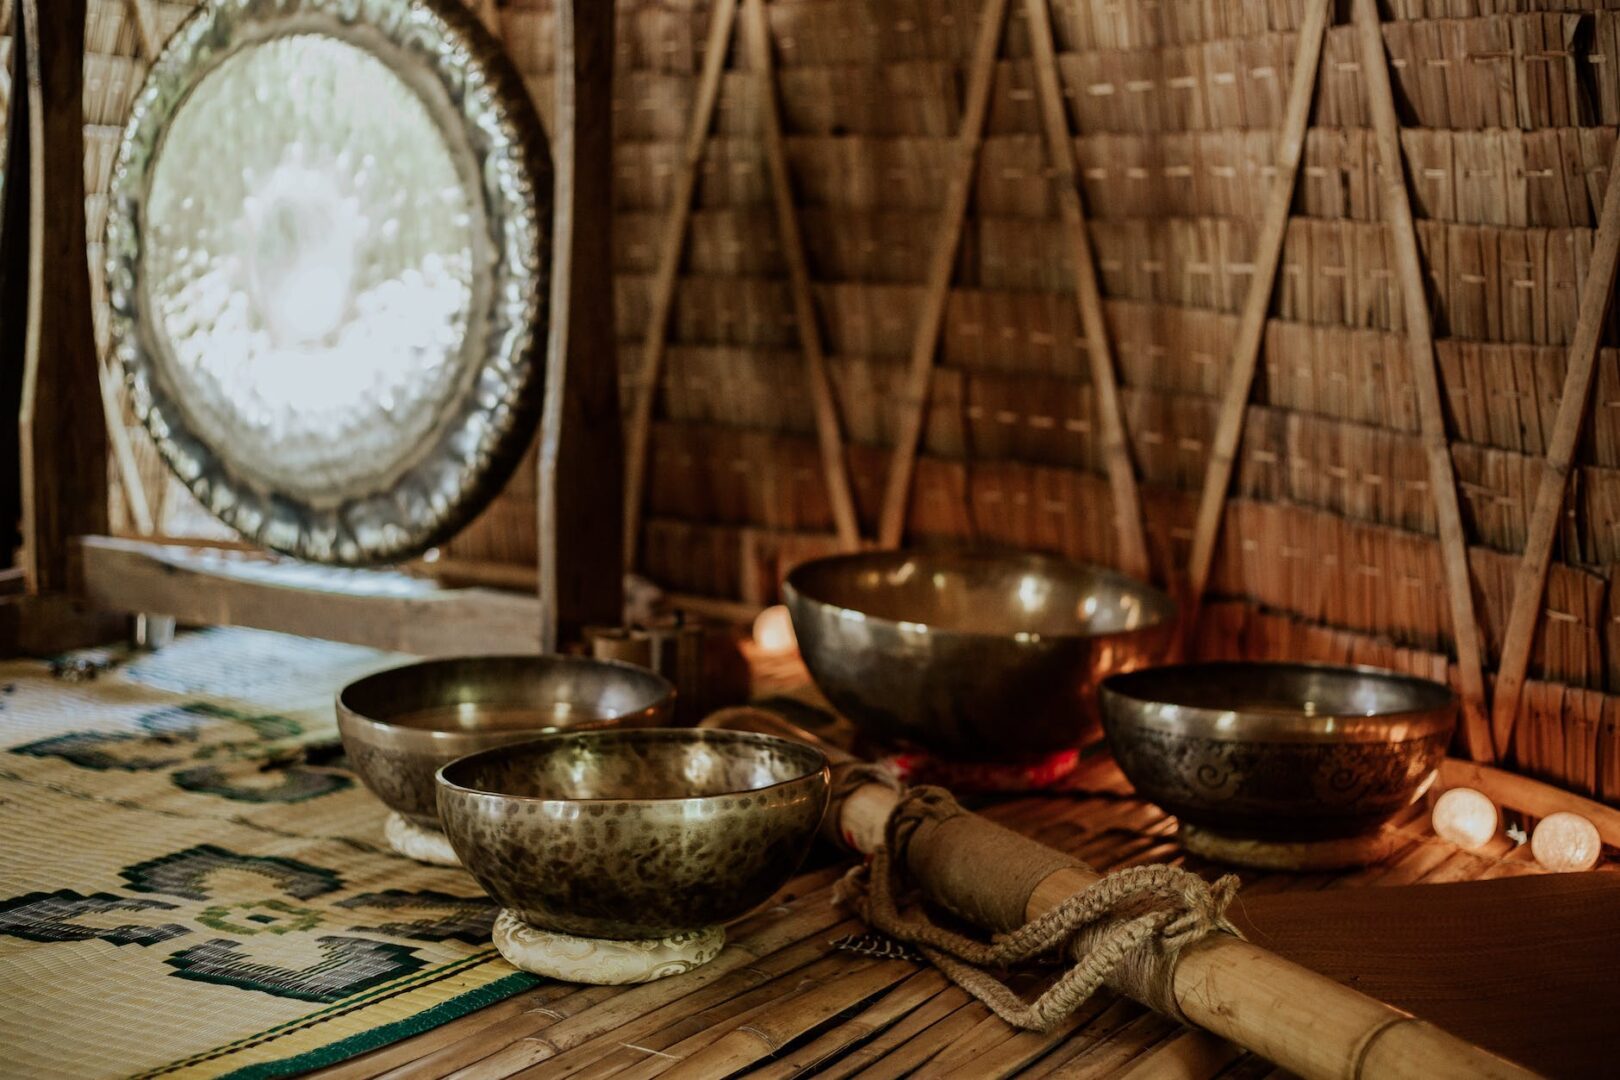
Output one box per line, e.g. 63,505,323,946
703,710,1535,1079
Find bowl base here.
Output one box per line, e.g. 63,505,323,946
384,811,461,867
493,911,724,984
1180,822,1398,871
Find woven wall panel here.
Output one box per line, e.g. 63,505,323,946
52,0,1620,797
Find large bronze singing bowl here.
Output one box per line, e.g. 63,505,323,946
437,730,829,939
783,551,1176,760
337,656,674,828
1100,662,1457,840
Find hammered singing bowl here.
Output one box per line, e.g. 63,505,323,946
436,730,830,940
337,656,674,828
783,551,1176,760
1099,662,1458,840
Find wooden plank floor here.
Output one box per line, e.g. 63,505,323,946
319,727,1590,1080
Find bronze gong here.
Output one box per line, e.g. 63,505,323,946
105,0,550,564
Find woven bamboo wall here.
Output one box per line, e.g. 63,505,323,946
45,0,1620,799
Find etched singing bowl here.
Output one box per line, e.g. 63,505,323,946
437,730,830,939
106,0,550,564
337,657,674,828
783,550,1176,760
1100,662,1458,840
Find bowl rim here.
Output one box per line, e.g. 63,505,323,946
434,727,831,806
781,548,1176,643
336,654,676,751
1099,660,1458,743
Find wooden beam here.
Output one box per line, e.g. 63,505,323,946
78,536,543,655
1183,0,1331,612
741,0,860,551
1489,137,1620,758
538,0,623,651
16,0,108,593
1352,0,1491,762
1022,0,1149,582
0,593,128,656
420,556,765,626
876,0,1009,549
622,0,740,569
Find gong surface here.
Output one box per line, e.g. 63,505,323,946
106,0,550,564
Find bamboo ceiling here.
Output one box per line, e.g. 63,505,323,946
35,0,1620,801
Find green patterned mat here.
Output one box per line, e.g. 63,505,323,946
0,629,541,1079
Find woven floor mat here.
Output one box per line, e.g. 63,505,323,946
0,629,541,1080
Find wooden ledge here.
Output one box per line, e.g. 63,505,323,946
73,535,542,656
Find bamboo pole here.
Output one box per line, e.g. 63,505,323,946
700,710,1532,1080
622,0,740,571
96,356,152,534
740,0,860,552
876,0,1009,549
1489,137,1620,757
1183,0,1331,613
1351,0,1491,762
89,0,171,537
1021,0,1150,583
832,784,1531,1080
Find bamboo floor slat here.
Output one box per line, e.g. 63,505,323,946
321,699,1617,1080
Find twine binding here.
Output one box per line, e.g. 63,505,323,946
837,786,1242,1032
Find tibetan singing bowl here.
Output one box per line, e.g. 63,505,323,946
337,656,674,828
1100,661,1458,841
437,730,829,939
783,550,1176,760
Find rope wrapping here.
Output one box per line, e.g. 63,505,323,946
837,786,1243,1031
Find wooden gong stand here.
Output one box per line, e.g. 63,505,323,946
0,0,622,658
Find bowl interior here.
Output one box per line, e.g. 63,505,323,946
1101,660,1458,735
340,656,673,736
439,729,826,802
785,550,1173,637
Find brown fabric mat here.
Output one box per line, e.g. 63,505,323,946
1234,873,1620,1079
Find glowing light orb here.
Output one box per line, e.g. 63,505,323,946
1431,787,1497,850
1531,812,1601,873
752,605,797,655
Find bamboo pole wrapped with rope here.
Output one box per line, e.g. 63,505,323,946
697,709,1535,1080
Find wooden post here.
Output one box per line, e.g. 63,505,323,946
622,0,740,571
877,0,1009,549
1182,0,1331,620
1489,137,1620,757
0,0,27,570
1022,0,1149,583
742,0,861,552
538,0,623,651
13,0,107,593
1351,0,1492,762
